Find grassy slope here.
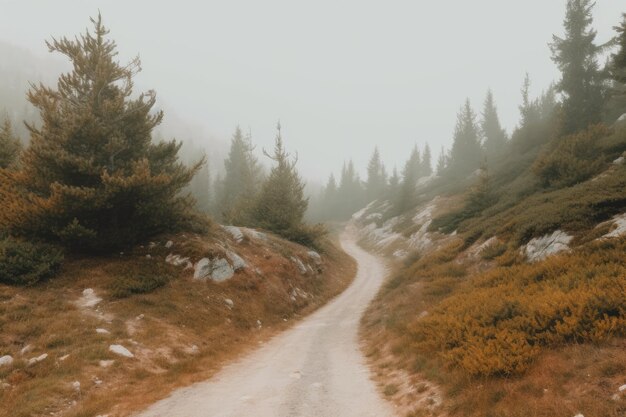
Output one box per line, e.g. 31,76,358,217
0,228,356,417
360,131,626,416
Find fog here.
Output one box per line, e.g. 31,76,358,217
0,0,623,182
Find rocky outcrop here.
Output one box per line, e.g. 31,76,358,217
523,230,573,262
194,257,235,282
223,226,244,243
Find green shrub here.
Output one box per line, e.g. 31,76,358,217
107,259,175,298
277,223,328,249
533,124,609,188
0,237,64,285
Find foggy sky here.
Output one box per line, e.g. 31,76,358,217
0,0,623,182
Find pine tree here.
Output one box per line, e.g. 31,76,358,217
4,15,202,251
366,146,385,202
395,145,421,213
550,0,604,134
608,13,626,121
448,100,482,176
190,153,211,213
252,123,308,232
480,90,508,162
0,118,22,169
436,146,447,175
422,143,433,176
218,126,261,224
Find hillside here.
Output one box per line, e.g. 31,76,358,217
352,128,626,416
0,226,355,417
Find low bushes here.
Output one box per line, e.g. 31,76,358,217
408,239,626,376
106,258,176,298
0,237,64,286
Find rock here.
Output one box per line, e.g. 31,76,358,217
59,354,70,361
256,320,262,329
108,344,134,358
226,250,246,270
307,250,322,265
194,257,235,282
145,254,151,259
165,253,191,267
28,353,48,366
619,384,626,392
72,381,81,393
20,344,33,356
573,414,584,417
99,360,115,368
136,314,144,320
224,298,234,309
246,229,267,240
194,258,212,280
165,240,173,248
0,382,10,389
0,355,13,367
95,328,110,335
523,230,573,262
290,257,307,275
92,376,103,386
223,225,244,242
615,113,626,125
185,345,200,355
211,258,235,281
77,288,102,308
613,156,625,165
603,213,626,239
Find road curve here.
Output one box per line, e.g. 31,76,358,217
136,226,396,417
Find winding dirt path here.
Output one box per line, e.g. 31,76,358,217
136,227,395,417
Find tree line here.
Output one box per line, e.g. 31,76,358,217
312,0,626,221
0,15,314,257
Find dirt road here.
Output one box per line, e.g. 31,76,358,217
136,227,395,417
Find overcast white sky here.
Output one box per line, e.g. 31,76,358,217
0,1,623,181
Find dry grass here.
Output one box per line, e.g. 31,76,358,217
0,228,356,417
361,231,626,417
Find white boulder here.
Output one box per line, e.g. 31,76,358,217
194,258,212,280
109,344,134,358
194,257,235,282
226,250,246,270
99,360,115,368
223,226,244,242
0,355,13,367
307,251,322,265
523,230,573,262
28,353,48,366
604,213,626,239
165,240,173,248
77,288,102,308
20,344,33,356
95,328,110,335
211,258,235,281
290,257,307,275
224,298,234,309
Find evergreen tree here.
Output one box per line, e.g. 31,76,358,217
480,90,508,162
218,126,261,224
365,146,385,202
395,145,421,213
190,153,211,213
436,146,447,175
448,99,482,176
3,15,202,251
608,13,626,120
421,143,433,176
0,118,22,169
550,0,604,134
252,123,308,232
